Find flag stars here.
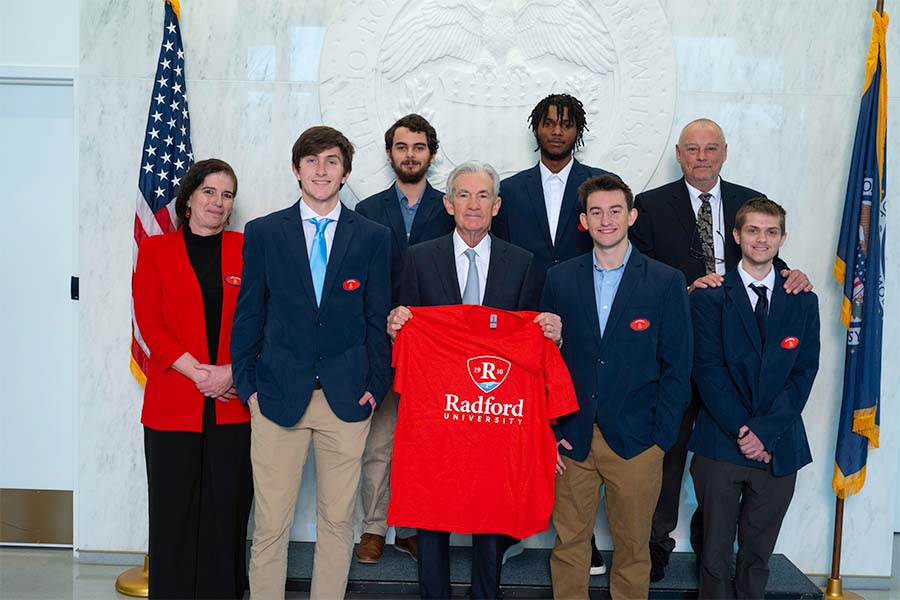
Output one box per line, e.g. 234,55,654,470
187,151,194,161
155,186,166,198
160,58,171,70
180,125,187,136
163,135,174,146
177,49,184,59
157,169,169,181
166,22,176,34
170,99,180,111
174,66,182,77
177,142,187,153
161,152,172,164
145,145,157,156
157,76,168,88
173,82,182,95
164,41,174,52
173,176,181,187
151,111,163,123
143,163,153,174
155,93,166,105
148,128,160,140
174,159,185,171
167,117,177,129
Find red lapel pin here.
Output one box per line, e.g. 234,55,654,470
780,336,800,349
343,278,360,291
630,318,650,331
223,274,241,286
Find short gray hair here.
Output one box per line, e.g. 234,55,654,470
446,161,500,199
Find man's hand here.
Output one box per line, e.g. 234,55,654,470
387,306,413,340
358,391,376,410
688,273,724,294
217,386,238,402
248,392,258,409
780,269,813,294
556,438,573,474
195,364,233,398
534,312,562,345
737,425,768,461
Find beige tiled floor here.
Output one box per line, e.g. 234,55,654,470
0,539,897,600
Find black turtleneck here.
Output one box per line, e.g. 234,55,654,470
182,226,223,365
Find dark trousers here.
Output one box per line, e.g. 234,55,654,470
145,398,253,599
650,394,702,556
418,529,506,599
690,454,797,600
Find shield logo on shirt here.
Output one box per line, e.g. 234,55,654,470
467,356,511,393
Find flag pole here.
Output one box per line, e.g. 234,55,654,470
827,1,884,594
825,498,845,599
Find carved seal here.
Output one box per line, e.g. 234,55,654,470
319,0,677,197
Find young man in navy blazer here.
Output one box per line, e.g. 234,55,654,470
689,198,819,599
493,94,616,295
541,175,693,599
353,114,454,564
231,126,391,600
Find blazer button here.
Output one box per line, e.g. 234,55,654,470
552,259,559,264
316,320,323,327
591,393,597,399
316,354,323,360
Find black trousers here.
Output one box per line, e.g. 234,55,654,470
418,529,506,599
145,398,253,599
690,454,796,600
650,393,703,556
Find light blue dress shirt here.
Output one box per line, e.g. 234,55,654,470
593,242,633,336
395,185,421,238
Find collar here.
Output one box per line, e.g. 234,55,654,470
685,178,722,203
592,241,633,272
737,259,775,291
539,157,574,186
453,229,492,257
299,198,342,222
393,181,426,205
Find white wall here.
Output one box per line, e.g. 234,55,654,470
0,2,78,497
69,0,900,578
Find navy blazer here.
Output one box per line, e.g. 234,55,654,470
689,270,820,476
355,181,455,305
398,233,540,311
230,201,392,427
493,159,614,291
540,247,693,461
630,177,787,283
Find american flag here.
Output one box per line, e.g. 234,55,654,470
130,0,194,386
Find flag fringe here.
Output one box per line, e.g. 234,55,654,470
833,463,867,499
130,353,147,389
852,406,880,448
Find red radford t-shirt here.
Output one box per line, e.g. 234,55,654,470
388,304,578,538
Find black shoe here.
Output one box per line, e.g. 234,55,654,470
649,543,668,583
590,535,607,576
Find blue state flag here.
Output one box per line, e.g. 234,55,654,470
832,10,888,498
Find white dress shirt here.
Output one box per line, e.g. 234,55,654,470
539,159,574,245
453,230,491,305
685,178,726,275
299,199,342,260
737,259,775,311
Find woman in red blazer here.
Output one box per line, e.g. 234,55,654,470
133,159,251,599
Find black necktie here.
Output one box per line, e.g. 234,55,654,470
750,284,768,344
697,193,716,274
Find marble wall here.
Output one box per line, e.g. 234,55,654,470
77,0,900,577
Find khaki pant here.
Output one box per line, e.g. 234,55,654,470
551,425,664,600
359,388,415,539
248,391,371,600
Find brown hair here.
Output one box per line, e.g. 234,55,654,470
291,126,354,174
577,174,634,212
175,158,237,228
384,114,439,155
734,197,786,233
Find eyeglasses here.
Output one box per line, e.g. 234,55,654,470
689,224,726,266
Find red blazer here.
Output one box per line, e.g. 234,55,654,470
133,229,249,431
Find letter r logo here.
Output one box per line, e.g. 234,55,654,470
467,355,511,392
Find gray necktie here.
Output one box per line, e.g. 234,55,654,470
462,248,480,305
697,193,716,274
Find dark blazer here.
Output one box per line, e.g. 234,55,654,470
493,159,614,290
230,202,392,427
398,233,540,311
689,270,820,476
540,248,693,461
630,177,787,284
133,229,250,432
355,181,455,305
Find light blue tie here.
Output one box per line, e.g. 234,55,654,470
462,248,480,305
309,217,332,305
